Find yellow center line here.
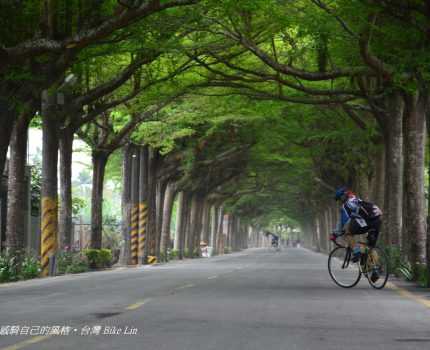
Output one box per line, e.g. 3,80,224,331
387,282,430,308
175,283,195,290
125,298,152,311
0,335,52,350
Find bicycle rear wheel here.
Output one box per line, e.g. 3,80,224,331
328,247,362,288
365,246,389,289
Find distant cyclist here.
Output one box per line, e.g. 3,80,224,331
264,231,279,249
271,234,279,248
330,187,382,280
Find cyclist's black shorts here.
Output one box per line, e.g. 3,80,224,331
366,217,381,247
349,216,381,247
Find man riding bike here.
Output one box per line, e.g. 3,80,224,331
264,231,280,249
330,187,382,282
271,234,279,248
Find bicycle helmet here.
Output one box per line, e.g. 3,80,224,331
334,187,347,201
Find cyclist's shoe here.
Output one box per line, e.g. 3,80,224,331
370,268,380,283
352,247,361,263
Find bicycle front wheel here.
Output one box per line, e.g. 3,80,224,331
365,246,389,289
328,247,362,288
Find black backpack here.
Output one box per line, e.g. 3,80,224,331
358,200,382,220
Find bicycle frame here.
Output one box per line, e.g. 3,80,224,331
329,234,388,289
332,235,369,270
332,234,368,249
333,236,379,275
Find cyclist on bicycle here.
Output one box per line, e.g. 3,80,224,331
271,234,279,248
330,187,382,276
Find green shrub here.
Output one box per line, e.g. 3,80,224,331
65,253,89,274
57,250,90,274
224,247,232,254
20,254,41,280
57,251,75,275
384,245,402,275
169,249,179,260
192,248,200,258
0,252,41,282
382,244,427,284
397,260,413,281
84,249,100,269
98,249,113,268
0,253,18,283
84,249,112,269
415,264,429,287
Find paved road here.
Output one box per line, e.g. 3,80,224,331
0,248,429,350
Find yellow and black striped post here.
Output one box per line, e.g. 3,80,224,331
41,197,58,276
147,256,157,264
138,202,148,263
130,204,140,265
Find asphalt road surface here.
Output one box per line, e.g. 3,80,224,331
0,248,429,350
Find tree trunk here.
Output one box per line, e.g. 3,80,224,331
244,224,249,249
175,192,185,258
232,218,238,251
427,100,430,287
401,178,409,258
188,194,199,257
177,192,191,259
41,89,60,276
201,200,210,244
59,128,74,249
5,114,31,252
161,182,176,261
0,97,16,178
315,216,321,252
210,205,218,253
225,214,232,250
354,170,370,201
217,207,224,253
155,180,168,260
146,148,158,257
120,144,132,265
174,192,183,252
130,145,140,264
245,226,250,249
403,90,427,273
255,228,260,248
331,207,335,243
90,150,109,249
370,144,385,209
382,92,404,247
184,194,192,255
233,217,239,251
193,196,205,256
319,212,325,252
236,219,241,250
138,146,149,264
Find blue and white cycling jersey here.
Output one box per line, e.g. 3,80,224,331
336,196,361,233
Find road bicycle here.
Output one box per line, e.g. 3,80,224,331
271,242,281,253
328,234,389,289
